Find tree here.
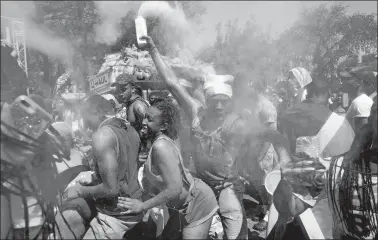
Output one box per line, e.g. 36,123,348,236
199,15,280,96
24,1,102,95
277,2,377,83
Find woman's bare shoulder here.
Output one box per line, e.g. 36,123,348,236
151,138,178,161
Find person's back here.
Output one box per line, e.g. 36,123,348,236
55,95,145,239
94,117,142,215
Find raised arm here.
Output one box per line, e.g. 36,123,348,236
140,36,200,121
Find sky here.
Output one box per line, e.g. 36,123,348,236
200,1,377,43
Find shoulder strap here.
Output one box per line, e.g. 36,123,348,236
154,136,194,186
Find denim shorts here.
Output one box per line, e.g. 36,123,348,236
178,178,219,228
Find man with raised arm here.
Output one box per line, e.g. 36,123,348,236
140,35,292,239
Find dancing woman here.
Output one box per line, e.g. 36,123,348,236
117,100,219,239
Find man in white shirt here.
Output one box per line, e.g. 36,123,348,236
341,66,376,132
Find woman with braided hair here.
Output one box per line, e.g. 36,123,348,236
328,99,377,239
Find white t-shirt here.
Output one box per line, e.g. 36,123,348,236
345,94,374,131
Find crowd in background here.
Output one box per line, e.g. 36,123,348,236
1,32,377,240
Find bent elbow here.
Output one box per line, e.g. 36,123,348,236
167,186,182,200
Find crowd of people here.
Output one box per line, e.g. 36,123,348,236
1,34,377,240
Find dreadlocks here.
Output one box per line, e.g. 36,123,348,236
328,100,377,238
153,100,181,140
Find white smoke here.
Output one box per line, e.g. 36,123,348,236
94,1,138,45
1,1,74,66
137,1,209,59
138,1,189,30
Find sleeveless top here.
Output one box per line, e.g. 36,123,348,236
190,109,246,190
94,117,143,216
143,135,194,209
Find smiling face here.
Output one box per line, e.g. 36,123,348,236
142,101,181,140
206,94,231,120
142,106,165,140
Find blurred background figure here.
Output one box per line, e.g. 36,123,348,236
340,65,377,132
328,99,377,240
287,67,313,107
329,87,346,116
102,94,122,114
